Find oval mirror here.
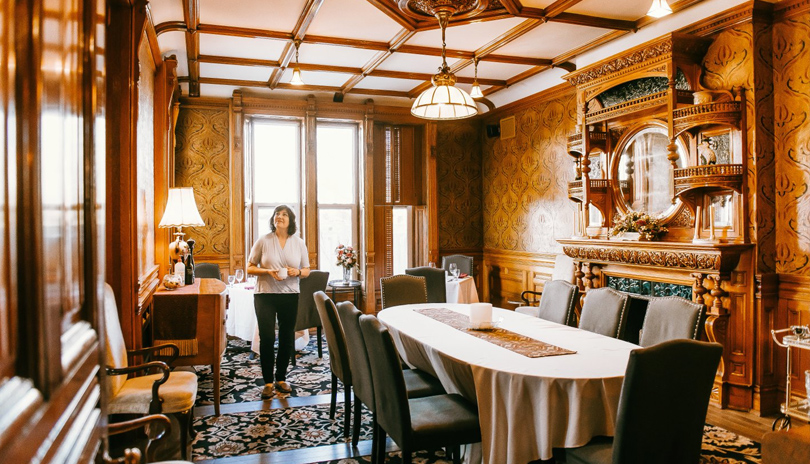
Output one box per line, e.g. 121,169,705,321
616,124,684,218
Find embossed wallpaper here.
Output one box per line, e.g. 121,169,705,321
436,121,483,250
482,91,577,253
773,10,810,275
174,107,231,256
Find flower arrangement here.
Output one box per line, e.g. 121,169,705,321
610,210,668,240
335,244,357,269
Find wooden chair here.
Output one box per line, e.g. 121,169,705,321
405,266,447,303
578,287,630,339
103,284,198,460
441,254,474,278
514,280,579,326
103,414,193,464
638,296,705,347
291,270,330,365
566,339,722,464
359,314,481,464
313,291,353,438
511,254,576,308
380,275,428,309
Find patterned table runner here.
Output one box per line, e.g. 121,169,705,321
414,308,576,358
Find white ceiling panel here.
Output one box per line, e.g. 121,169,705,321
156,31,189,76
497,22,609,60
280,69,357,88
519,0,557,8
568,0,652,21
200,62,272,82
199,84,241,99
455,60,533,80
307,0,404,42
355,76,424,92
405,17,526,51
149,0,184,26
199,0,307,32
179,81,190,95
375,52,446,74
200,34,287,61
298,43,381,68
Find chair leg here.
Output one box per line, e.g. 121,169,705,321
317,327,323,358
452,445,461,464
401,445,412,464
343,385,352,439
178,411,191,460
290,350,297,368
352,398,362,447
330,373,338,419
377,426,387,464
370,414,378,464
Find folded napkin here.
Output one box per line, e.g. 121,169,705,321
460,273,469,278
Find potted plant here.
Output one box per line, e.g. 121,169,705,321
335,244,357,283
610,210,668,241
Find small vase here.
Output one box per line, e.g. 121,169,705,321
342,267,351,284
617,231,640,241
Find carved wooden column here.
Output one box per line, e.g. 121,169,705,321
304,95,318,266
230,90,245,274
704,273,730,405
362,100,376,313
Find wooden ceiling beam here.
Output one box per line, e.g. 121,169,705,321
499,0,523,15
340,29,415,95
268,0,324,89
551,12,637,31
364,0,418,30
183,0,200,96
194,76,411,98
198,55,281,68
543,0,586,18
196,23,291,40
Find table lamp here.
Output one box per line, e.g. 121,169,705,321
159,187,205,268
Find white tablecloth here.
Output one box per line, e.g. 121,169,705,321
226,283,309,354
377,303,636,463
446,276,478,303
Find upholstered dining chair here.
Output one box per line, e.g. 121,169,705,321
290,270,330,366
566,339,722,464
441,254,474,278
380,275,428,309
511,254,576,308
104,414,193,464
638,296,705,347
194,262,221,280
515,280,579,327
336,301,445,455
359,314,482,464
102,284,198,460
578,287,631,339
313,291,353,438
405,266,447,303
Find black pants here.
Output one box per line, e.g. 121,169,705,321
253,293,299,384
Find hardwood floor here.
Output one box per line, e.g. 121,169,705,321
193,393,776,464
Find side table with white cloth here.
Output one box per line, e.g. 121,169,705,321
446,275,478,303
378,303,637,464
226,282,310,354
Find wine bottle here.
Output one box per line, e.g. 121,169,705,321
185,239,196,285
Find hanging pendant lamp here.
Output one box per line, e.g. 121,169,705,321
470,58,483,98
407,1,483,120
290,39,304,86
647,0,672,18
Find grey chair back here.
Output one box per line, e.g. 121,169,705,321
313,291,352,385
195,262,221,280
442,254,474,277
295,270,330,332
639,296,705,347
380,275,428,309
405,266,447,303
536,280,579,326
336,302,375,411
578,287,630,339
359,315,411,445
611,340,722,464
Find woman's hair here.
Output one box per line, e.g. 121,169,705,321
269,204,297,235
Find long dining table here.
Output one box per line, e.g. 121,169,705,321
377,303,638,464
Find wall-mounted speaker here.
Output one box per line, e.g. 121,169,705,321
486,124,500,138
333,92,344,103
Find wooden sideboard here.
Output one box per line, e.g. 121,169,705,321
153,278,227,415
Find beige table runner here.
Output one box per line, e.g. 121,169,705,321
415,307,576,358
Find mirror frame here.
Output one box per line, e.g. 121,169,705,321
609,120,687,224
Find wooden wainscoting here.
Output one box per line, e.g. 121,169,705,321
482,248,559,308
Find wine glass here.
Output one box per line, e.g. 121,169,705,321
227,274,236,288
235,269,244,284
449,263,459,280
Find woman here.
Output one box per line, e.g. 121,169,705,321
247,205,310,398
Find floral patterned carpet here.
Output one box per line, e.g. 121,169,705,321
192,337,762,463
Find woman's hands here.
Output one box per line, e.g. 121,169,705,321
286,267,300,278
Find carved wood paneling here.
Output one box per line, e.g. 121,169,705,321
174,107,231,257
436,121,483,250
773,9,810,275
482,91,577,254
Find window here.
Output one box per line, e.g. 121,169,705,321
317,124,359,280
249,119,302,241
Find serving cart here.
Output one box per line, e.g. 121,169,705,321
771,326,810,431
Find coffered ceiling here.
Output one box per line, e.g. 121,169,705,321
150,0,715,111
